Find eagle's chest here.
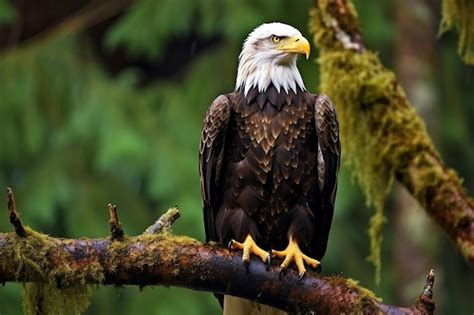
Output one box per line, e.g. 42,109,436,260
244,104,309,146
235,103,313,157
225,92,317,211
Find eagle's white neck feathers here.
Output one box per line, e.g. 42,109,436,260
236,23,306,96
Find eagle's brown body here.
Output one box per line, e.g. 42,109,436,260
200,85,340,260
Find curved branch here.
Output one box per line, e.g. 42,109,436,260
0,189,435,313
310,0,474,264
0,229,433,314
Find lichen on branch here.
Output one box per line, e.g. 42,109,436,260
7,227,102,315
0,227,435,314
439,0,474,64
0,189,434,314
23,282,95,315
310,0,474,282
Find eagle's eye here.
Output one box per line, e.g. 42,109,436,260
271,35,281,43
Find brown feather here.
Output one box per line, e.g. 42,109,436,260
199,86,340,260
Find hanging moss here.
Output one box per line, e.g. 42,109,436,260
367,211,387,284
439,0,474,65
310,4,437,283
23,283,95,315
4,227,102,314
4,221,201,315
10,228,50,281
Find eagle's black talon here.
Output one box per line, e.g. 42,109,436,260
265,252,271,270
243,259,250,271
227,240,234,250
298,271,306,282
279,267,287,280
315,264,322,274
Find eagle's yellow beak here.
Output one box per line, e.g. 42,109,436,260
277,35,311,59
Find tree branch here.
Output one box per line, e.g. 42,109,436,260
0,232,434,314
3,0,135,54
7,187,26,237
143,207,180,234
0,189,434,314
108,203,124,241
310,0,474,264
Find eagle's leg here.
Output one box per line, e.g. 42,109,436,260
229,234,271,269
271,237,321,280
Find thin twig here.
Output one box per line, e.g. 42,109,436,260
6,188,26,237
108,203,124,240
415,269,435,314
144,207,180,234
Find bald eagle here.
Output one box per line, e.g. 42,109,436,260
199,23,340,314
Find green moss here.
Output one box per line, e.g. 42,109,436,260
439,0,474,64
168,233,200,246
458,238,474,259
12,227,49,281
8,219,202,314
310,3,437,283
328,276,383,312
16,230,196,314
106,231,200,277
346,278,382,305
367,211,387,285
8,227,101,314
23,283,95,315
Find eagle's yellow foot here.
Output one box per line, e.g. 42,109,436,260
228,234,271,270
271,238,321,281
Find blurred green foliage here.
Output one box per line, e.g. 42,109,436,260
0,0,15,25
0,1,473,314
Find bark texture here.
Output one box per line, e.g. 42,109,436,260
310,0,474,267
0,227,434,314
0,189,434,314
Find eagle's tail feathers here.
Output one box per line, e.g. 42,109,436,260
223,295,287,315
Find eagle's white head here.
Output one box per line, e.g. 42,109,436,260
236,22,310,96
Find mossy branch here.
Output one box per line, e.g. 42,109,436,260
0,189,434,314
144,207,180,234
439,0,474,65
310,0,474,278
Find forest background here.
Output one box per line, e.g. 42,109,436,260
0,0,472,314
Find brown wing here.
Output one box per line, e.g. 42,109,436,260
312,93,341,259
199,95,231,242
